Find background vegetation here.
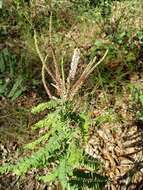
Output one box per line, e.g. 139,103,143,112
0,0,143,189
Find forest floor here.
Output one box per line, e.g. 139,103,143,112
1,74,143,190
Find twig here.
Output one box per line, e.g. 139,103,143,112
86,49,108,75
42,65,52,98
50,46,62,95
34,31,53,98
44,55,57,83
69,56,97,100
34,31,54,79
60,57,67,99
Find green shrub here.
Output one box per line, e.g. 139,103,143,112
0,98,107,189
0,18,108,187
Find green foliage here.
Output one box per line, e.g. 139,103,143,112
0,99,107,189
31,99,61,114
69,168,107,190
94,0,143,57
0,48,29,100
130,86,143,122
88,0,143,93
5,0,80,34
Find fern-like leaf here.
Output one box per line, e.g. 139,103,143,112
31,99,61,114
83,153,100,171
32,111,59,130
58,157,68,189
24,132,51,150
69,169,107,190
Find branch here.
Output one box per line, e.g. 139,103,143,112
42,65,52,98
34,30,53,98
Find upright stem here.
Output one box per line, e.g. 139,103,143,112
49,12,62,96
42,65,52,98
34,31,52,98
69,49,108,100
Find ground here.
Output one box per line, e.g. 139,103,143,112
1,78,143,189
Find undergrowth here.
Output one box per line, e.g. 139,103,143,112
0,48,29,100
0,98,107,189
0,9,108,188
0,0,143,189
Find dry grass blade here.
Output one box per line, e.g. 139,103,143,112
86,49,108,76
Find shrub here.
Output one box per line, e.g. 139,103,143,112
0,18,108,188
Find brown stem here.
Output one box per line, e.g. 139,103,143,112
42,65,52,98
48,11,62,96
50,45,62,96
44,55,57,83
34,31,53,98
69,50,108,100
